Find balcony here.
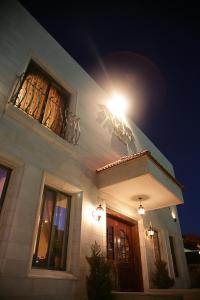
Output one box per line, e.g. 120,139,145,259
96,150,183,211
10,61,80,145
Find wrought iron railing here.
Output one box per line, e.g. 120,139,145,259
11,73,80,145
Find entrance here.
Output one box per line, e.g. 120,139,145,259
106,211,143,291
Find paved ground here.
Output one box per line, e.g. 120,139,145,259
112,289,200,300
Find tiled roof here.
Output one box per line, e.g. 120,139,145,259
96,150,150,172
96,150,183,189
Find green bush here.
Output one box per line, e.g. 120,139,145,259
86,241,112,300
151,259,174,289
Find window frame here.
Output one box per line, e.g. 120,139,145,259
8,57,80,146
153,229,162,262
12,60,71,138
169,235,179,278
0,164,12,215
28,171,82,280
32,185,71,272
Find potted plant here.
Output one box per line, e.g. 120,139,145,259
151,259,174,289
86,241,112,300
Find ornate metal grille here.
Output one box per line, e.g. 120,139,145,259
118,229,131,263
11,62,80,145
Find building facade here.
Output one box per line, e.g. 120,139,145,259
0,1,189,299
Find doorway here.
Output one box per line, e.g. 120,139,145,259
107,211,143,291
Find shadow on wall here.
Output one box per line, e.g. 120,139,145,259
96,109,137,156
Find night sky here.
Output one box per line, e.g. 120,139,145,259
19,1,200,236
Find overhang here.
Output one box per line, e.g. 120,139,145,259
96,150,183,211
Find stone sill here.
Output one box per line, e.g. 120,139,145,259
4,103,76,153
29,268,78,280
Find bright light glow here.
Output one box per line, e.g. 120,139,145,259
96,204,104,221
171,211,176,219
147,224,155,238
107,93,128,120
171,209,177,222
92,204,104,222
138,204,145,216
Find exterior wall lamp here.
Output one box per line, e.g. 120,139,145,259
138,198,145,216
169,207,177,222
147,223,155,238
171,211,177,222
138,204,145,215
95,204,104,221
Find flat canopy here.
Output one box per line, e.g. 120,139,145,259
96,150,183,211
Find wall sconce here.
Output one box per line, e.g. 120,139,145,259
95,204,104,221
138,197,145,216
171,210,176,222
147,223,155,238
169,207,177,222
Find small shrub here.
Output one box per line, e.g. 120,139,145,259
86,241,112,300
151,259,174,289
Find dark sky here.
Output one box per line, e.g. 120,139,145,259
19,0,200,236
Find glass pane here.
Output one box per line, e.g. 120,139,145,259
169,236,179,277
107,226,114,260
48,192,70,270
118,230,130,262
16,71,48,120
153,230,161,261
42,86,67,136
32,188,55,268
0,165,11,213
32,187,71,271
0,168,8,198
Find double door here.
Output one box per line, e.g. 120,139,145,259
107,214,143,291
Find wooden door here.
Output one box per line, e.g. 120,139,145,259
107,214,143,291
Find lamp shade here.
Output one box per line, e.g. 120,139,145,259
138,204,145,215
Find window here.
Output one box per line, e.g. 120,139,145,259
0,164,11,214
32,186,71,271
13,61,71,138
107,225,114,260
169,236,179,277
118,229,131,263
153,230,161,261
